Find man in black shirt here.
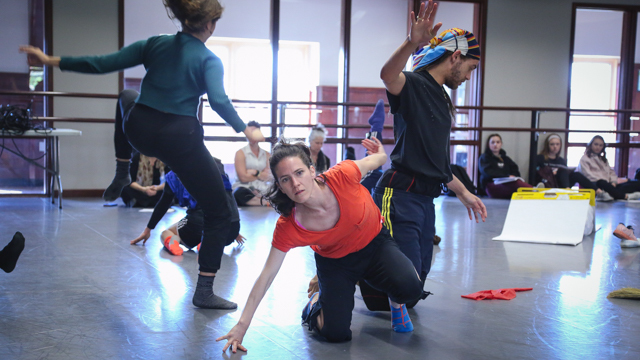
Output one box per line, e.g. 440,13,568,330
373,0,487,308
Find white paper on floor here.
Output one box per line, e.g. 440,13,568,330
493,199,591,246
139,208,175,213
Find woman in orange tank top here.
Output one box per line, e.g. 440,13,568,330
217,137,423,353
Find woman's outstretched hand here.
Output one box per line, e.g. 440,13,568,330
216,323,249,353
130,227,152,245
19,45,61,67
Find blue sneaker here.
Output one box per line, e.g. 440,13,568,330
391,304,413,333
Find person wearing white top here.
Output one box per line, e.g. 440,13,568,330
233,121,273,206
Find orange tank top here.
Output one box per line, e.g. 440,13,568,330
271,160,384,258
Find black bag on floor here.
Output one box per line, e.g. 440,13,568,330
446,164,476,197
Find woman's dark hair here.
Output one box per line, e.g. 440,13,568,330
484,133,502,155
540,133,562,160
264,139,325,217
585,135,608,163
163,0,223,33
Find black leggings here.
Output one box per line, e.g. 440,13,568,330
595,179,640,200
233,187,256,206
555,169,596,190
309,227,422,342
116,90,231,273
114,89,138,160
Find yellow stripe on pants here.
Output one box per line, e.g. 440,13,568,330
381,187,393,237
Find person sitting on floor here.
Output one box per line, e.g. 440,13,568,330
232,121,272,206
120,152,166,208
130,158,245,255
534,133,598,191
308,124,331,175
577,135,640,201
478,133,532,199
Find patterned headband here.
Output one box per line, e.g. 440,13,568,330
412,28,480,72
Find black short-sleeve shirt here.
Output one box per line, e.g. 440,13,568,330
386,70,454,184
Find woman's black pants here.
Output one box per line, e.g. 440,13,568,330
116,90,231,273
309,227,423,342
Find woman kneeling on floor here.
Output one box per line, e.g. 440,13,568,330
217,137,422,353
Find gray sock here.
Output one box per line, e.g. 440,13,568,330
192,275,237,309
103,160,131,201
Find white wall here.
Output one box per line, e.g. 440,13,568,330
52,0,119,190
124,0,272,79
0,0,29,73
574,9,624,57
350,0,407,87
435,1,475,36
279,0,341,87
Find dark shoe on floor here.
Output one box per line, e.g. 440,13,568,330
0,232,25,273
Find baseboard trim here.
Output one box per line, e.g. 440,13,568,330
57,190,103,197
0,190,103,198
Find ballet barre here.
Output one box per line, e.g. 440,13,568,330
0,128,82,208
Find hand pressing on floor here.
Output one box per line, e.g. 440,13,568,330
130,227,151,245
217,323,248,353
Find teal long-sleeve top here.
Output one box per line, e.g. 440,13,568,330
59,32,246,133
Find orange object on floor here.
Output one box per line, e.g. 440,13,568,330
462,288,533,300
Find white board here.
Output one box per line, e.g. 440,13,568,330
492,199,591,246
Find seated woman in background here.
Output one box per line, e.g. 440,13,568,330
577,135,640,201
479,133,532,199
534,133,597,191
308,124,331,175
120,152,166,208
233,121,272,206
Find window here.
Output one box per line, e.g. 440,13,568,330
201,37,320,179
567,56,619,168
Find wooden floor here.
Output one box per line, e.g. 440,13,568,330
1,196,639,359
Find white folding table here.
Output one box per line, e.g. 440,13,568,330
0,128,82,208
